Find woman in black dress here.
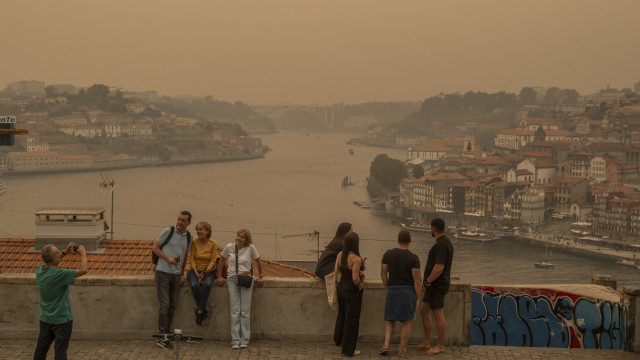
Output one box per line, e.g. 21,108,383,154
333,232,365,357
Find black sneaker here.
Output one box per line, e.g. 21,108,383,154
202,309,209,320
156,340,173,350
196,311,203,326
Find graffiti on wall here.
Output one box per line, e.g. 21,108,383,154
471,287,626,349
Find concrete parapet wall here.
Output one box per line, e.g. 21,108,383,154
0,274,469,345
624,286,640,352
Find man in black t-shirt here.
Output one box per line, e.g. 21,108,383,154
380,230,421,357
415,218,453,355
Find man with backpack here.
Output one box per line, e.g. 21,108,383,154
152,210,192,350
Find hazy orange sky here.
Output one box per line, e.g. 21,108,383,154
2,1,639,105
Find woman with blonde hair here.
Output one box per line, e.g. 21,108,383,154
218,229,264,349
186,221,218,325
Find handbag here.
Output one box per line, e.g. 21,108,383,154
235,244,253,288
325,251,342,310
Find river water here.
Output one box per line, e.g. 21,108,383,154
1,131,638,287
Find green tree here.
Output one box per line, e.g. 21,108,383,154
562,89,580,104
542,87,563,106
87,84,110,99
45,85,57,97
370,154,406,190
519,87,538,105
412,165,425,179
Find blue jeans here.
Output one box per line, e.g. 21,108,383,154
187,269,215,311
33,320,73,360
227,275,253,346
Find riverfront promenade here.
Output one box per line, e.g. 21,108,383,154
4,339,637,359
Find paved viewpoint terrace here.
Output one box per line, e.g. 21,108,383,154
2,339,638,359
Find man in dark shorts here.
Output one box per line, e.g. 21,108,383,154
415,218,453,355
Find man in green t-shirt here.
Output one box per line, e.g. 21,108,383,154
33,242,88,360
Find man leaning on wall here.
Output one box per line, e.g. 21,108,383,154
33,242,88,360
152,210,192,350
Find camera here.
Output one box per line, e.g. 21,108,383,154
72,245,79,253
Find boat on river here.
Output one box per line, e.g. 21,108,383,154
454,230,498,242
534,260,555,269
616,259,640,268
400,223,430,233
534,245,555,269
0,176,6,196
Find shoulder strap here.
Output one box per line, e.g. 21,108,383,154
186,230,192,247
235,244,239,275
160,226,175,249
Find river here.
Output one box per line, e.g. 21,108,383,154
1,131,638,287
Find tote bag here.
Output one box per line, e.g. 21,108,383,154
325,251,342,310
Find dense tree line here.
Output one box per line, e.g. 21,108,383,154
369,154,406,191
334,101,420,125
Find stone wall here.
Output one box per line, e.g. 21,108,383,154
625,286,640,352
0,274,469,345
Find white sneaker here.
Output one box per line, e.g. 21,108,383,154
341,350,361,357
240,344,248,349
232,344,240,350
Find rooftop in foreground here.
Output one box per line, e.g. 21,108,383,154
0,238,314,277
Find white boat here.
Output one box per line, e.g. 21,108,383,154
534,260,555,269
615,259,639,267
534,245,555,269
454,230,498,242
400,222,430,233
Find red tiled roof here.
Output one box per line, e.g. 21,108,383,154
498,129,535,136
0,238,314,278
523,152,552,158
8,151,60,158
523,118,558,125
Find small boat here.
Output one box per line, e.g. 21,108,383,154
616,259,639,267
534,245,555,269
400,223,430,233
352,201,370,209
454,230,498,242
534,260,555,269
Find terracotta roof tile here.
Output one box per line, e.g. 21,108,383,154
0,238,313,278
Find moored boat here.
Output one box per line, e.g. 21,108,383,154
454,230,498,242
400,223,430,233
534,260,555,269
616,259,640,267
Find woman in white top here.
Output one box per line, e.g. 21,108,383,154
217,229,263,349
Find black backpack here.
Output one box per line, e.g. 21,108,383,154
151,226,192,265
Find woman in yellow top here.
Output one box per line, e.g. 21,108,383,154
186,221,218,325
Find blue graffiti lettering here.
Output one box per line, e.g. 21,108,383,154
471,289,626,349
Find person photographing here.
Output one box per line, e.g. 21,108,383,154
33,242,88,360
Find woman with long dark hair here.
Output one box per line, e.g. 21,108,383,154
333,232,365,357
315,222,352,281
